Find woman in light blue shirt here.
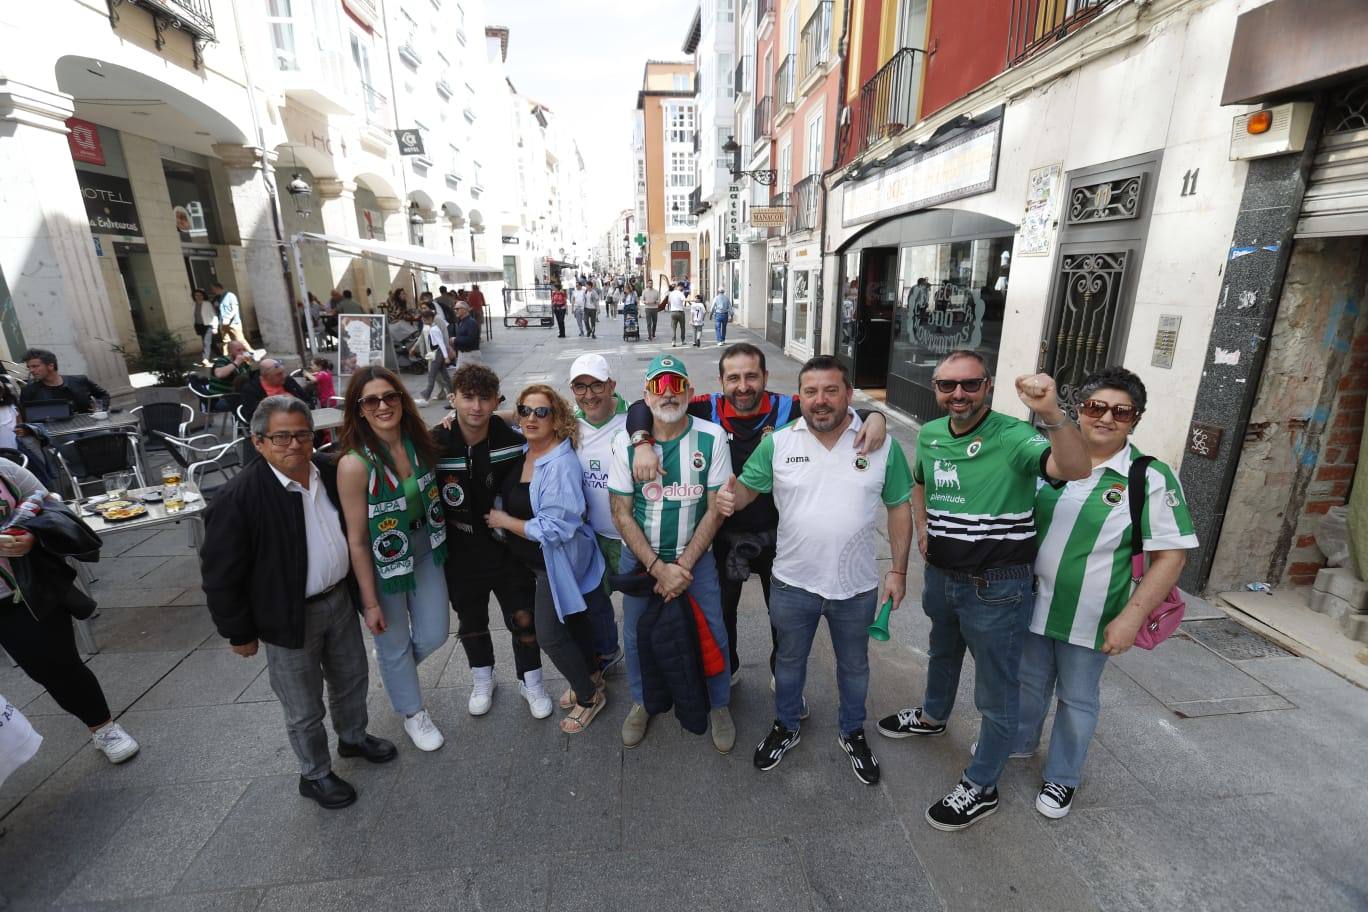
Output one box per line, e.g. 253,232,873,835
486,384,609,733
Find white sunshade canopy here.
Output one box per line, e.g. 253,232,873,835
292,232,504,283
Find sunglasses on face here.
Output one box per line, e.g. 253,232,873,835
931,377,989,394
516,404,553,418
1078,399,1141,423
647,374,688,396
357,391,404,412
258,430,313,447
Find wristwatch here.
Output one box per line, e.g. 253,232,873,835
630,430,654,447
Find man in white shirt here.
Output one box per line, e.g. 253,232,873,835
568,353,627,670
211,281,246,348
572,283,589,337
666,283,688,347
202,397,396,810
412,308,452,406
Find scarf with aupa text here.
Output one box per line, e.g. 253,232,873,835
353,437,447,593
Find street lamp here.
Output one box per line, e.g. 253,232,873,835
285,174,312,217
721,135,776,185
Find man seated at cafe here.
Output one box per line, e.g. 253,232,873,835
20,348,109,414
208,340,253,396
240,358,309,423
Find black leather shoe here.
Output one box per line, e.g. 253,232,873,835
337,734,398,764
298,772,357,809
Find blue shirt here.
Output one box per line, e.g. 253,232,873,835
524,438,605,620
712,292,731,316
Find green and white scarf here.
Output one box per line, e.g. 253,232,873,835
353,437,448,593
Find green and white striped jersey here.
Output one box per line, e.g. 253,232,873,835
1032,444,1198,650
608,416,731,561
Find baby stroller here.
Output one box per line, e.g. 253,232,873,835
621,296,640,342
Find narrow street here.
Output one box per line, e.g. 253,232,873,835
2,322,1365,912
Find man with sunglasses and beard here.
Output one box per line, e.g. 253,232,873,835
609,355,734,752
876,350,1089,832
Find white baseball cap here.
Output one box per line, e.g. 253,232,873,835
569,353,612,382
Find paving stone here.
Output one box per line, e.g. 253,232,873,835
133,649,267,710
48,891,266,912
175,768,400,891
0,719,92,800
545,838,811,912
85,587,190,610
233,667,277,704
798,819,939,912
98,529,161,559
0,784,151,906
0,659,49,708
58,780,249,903
171,587,209,607
83,605,217,653
87,555,177,585
115,529,199,558
23,650,184,718
258,865,547,912
1109,635,1275,705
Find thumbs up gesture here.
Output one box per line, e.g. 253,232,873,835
717,476,738,517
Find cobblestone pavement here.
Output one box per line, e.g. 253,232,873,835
2,316,1366,911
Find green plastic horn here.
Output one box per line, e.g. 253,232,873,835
868,597,894,641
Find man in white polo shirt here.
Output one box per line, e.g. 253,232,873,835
718,355,913,786
568,352,627,671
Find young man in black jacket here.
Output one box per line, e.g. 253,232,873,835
431,364,552,719
202,396,396,810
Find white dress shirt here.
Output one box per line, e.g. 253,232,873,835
268,462,350,597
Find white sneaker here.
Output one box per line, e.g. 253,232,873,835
468,666,496,716
519,680,554,719
413,398,429,406
403,709,444,751
91,722,139,764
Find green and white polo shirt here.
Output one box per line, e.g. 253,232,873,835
575,394,628,539
914,410,1052,573
739,412,912,600
1033,444,1198,650
608,415,731,562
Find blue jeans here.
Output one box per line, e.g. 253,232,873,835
1013,631,1109,787
770,579,876,736
921,564,1034,790
714,315,729,342
372,552,451,716
621,549,730,709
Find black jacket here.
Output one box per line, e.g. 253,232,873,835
452,314,480,352
239,376,309,423
615,573,710,734
431,416,525,579
200,454,359,648
19,374,109,413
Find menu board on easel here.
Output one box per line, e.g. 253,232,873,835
338,313,387,380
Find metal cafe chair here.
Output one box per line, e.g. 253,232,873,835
61,430,146,499
131,401,195,450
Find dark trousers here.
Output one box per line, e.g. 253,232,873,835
554,309,566,337
645,309,658,339
531,569,599,705
712,534,777,676
263,585,370,780
0,598,110,727
451,570,541,679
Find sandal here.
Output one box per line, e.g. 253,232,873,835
560,672,607,710
559,692,606,734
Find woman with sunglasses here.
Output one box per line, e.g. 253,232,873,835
1013,367,1197,818
336,367,450,751
485,385,609,734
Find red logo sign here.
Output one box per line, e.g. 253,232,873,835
66,118,105,166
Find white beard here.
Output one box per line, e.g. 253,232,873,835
650,401,686,424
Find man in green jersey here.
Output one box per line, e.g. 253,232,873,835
877,350,1090,832
609,354,734,753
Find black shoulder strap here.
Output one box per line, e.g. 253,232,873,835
1128,455,1155,558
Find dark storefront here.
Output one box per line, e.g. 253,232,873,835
836,208,1015,422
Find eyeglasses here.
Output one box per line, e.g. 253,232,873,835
258,430,313,447
516,404,553,418
570,380,608,396
1078,399,1142,424
357,391,404,412
931,377,989,394
647,374,688,396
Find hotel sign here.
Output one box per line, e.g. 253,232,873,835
842,120,1002,227
77,170,143,237
750,207,786,227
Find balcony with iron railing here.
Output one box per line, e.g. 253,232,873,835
689,187,708,216
756,0,775,30
789,174,820,233
753,95,774,142
842,47,921,166
798,1,832,92
111,0,217,67
362,84,390,127
1008,0,1118,68
775,55,796,124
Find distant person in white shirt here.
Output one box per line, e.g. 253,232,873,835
667,284,688,347
689,296,707,348
411,308,452,406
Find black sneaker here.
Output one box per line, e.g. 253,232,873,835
926,778,999,831
876,706,946,739
1035,781,1075,819
838,730,880,785
753,721,801,771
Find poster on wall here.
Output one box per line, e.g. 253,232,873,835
338,313,388,378
1019,163,1062,257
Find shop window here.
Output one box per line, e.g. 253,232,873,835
162,161,224,245
792,268,811,344
886,237,1012,421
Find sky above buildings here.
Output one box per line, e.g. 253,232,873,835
493,0,699,235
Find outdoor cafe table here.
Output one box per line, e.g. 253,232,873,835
312,407,344,431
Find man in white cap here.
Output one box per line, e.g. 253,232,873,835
569,353,626,672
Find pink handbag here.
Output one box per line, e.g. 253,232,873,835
1128,456,1186,651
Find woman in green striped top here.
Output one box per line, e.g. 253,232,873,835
1014,367,1198,819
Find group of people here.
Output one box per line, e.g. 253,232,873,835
549,276,733,349
191,282,247,365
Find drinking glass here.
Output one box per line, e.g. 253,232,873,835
102,471,132,501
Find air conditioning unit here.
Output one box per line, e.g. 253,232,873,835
1229,102,1313,161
